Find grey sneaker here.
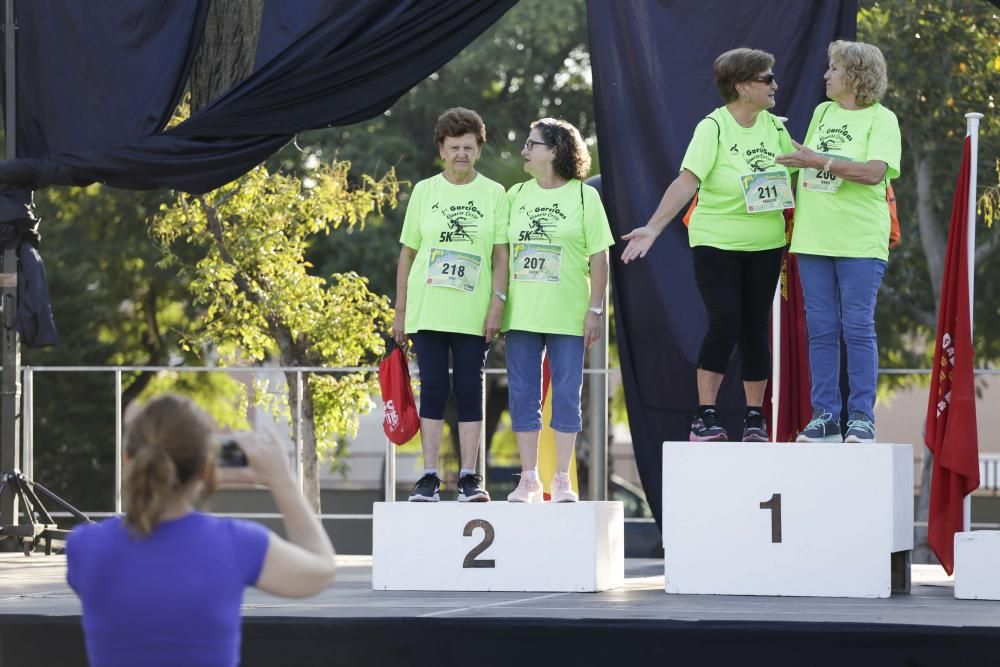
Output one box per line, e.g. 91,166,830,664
742,411,769,442
457,473,490,502
796,411,842,443
844,411,876,443
408,473,441,502
690,409,728,442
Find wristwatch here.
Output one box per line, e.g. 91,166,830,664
588,306,604,316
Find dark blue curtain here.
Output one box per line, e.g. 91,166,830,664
0,0,518,193
588,0,857,526
0,0,516,345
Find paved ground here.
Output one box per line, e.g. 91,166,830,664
3,554,998,627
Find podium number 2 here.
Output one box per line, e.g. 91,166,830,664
462,519,496,568
759,493,782,543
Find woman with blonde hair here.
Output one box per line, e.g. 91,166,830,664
777,40,901,443
66,394,336,667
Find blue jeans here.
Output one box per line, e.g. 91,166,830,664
505,331,585,433
796,255,886,421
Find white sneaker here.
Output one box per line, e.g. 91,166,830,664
507,475,543,503
550,472,578,503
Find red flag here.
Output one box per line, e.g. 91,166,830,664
774,252,813,441
925,137,980,574
764,211,812,441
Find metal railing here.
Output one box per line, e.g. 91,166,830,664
18,362,616,519
14,364,1000,520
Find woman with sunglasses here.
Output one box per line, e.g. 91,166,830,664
504,118,614,503
621,48,794,442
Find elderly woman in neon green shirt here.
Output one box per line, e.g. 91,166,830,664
503,118,614,503
777,40,901,443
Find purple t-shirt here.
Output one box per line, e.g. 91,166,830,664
66,513,270,667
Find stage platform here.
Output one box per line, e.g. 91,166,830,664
3,554,1000,666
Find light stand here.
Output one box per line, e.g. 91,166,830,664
0,0,91,554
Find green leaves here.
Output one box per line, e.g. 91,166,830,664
151,161,398,450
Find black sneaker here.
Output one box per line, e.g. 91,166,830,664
457,473,490,502
408,473,441,502
742,411,769,442
689,409,728,442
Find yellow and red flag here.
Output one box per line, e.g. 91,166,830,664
537,353,579,499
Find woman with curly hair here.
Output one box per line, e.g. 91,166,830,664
504,118,614,503
621,48,795,443
777,40,901,443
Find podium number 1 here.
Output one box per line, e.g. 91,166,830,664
462,519,496,568
759,493,782,543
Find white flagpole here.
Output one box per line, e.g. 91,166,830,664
963,112,983,532
772,116,790,444
771,283,781,442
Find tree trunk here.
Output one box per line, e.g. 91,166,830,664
914,148,946,305
913,453,933,563
912,146,945,565
285,369,321,513
189,0,264,113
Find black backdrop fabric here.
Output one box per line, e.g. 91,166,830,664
588,1,857,526
0,0,515,345
0,0,518,193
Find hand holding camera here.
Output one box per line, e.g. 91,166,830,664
215,430,294,490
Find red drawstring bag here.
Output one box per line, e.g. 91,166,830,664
379,340,419,445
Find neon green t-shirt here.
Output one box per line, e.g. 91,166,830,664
789,102,901,261
681,107,795,251
400,173,509,336
502,179,614,336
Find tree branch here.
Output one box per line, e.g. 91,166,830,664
196,194,265,307
974,227,1000,267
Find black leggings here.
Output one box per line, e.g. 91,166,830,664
692,245,785,381
410,330,490,421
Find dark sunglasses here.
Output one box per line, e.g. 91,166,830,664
749,74,777,85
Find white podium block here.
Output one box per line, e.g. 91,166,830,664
372,501,624,592
663,442,913,598
955,531,1000,600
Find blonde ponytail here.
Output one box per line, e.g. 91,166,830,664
124,444,178,536
123,394,215,537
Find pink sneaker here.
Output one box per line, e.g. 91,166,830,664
550,472,578,503
507,475,543,503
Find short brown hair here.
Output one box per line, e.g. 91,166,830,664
828,40,888,107
124,394,216,537
714,48,776,103
434,107,486,148
530,118,591,181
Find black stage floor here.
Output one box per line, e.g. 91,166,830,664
2,555,999,666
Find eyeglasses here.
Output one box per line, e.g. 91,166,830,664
748,74,777,85
523,139,553,151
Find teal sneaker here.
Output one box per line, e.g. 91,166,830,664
844,411,876,443
796,411,842,443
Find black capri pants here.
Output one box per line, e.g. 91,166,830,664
410,330,490,422
691,245,785,381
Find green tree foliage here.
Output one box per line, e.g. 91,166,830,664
150,162,399,510
287,0,593,298
859,0,999,563
859,0,1000,374
25,186,242,511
